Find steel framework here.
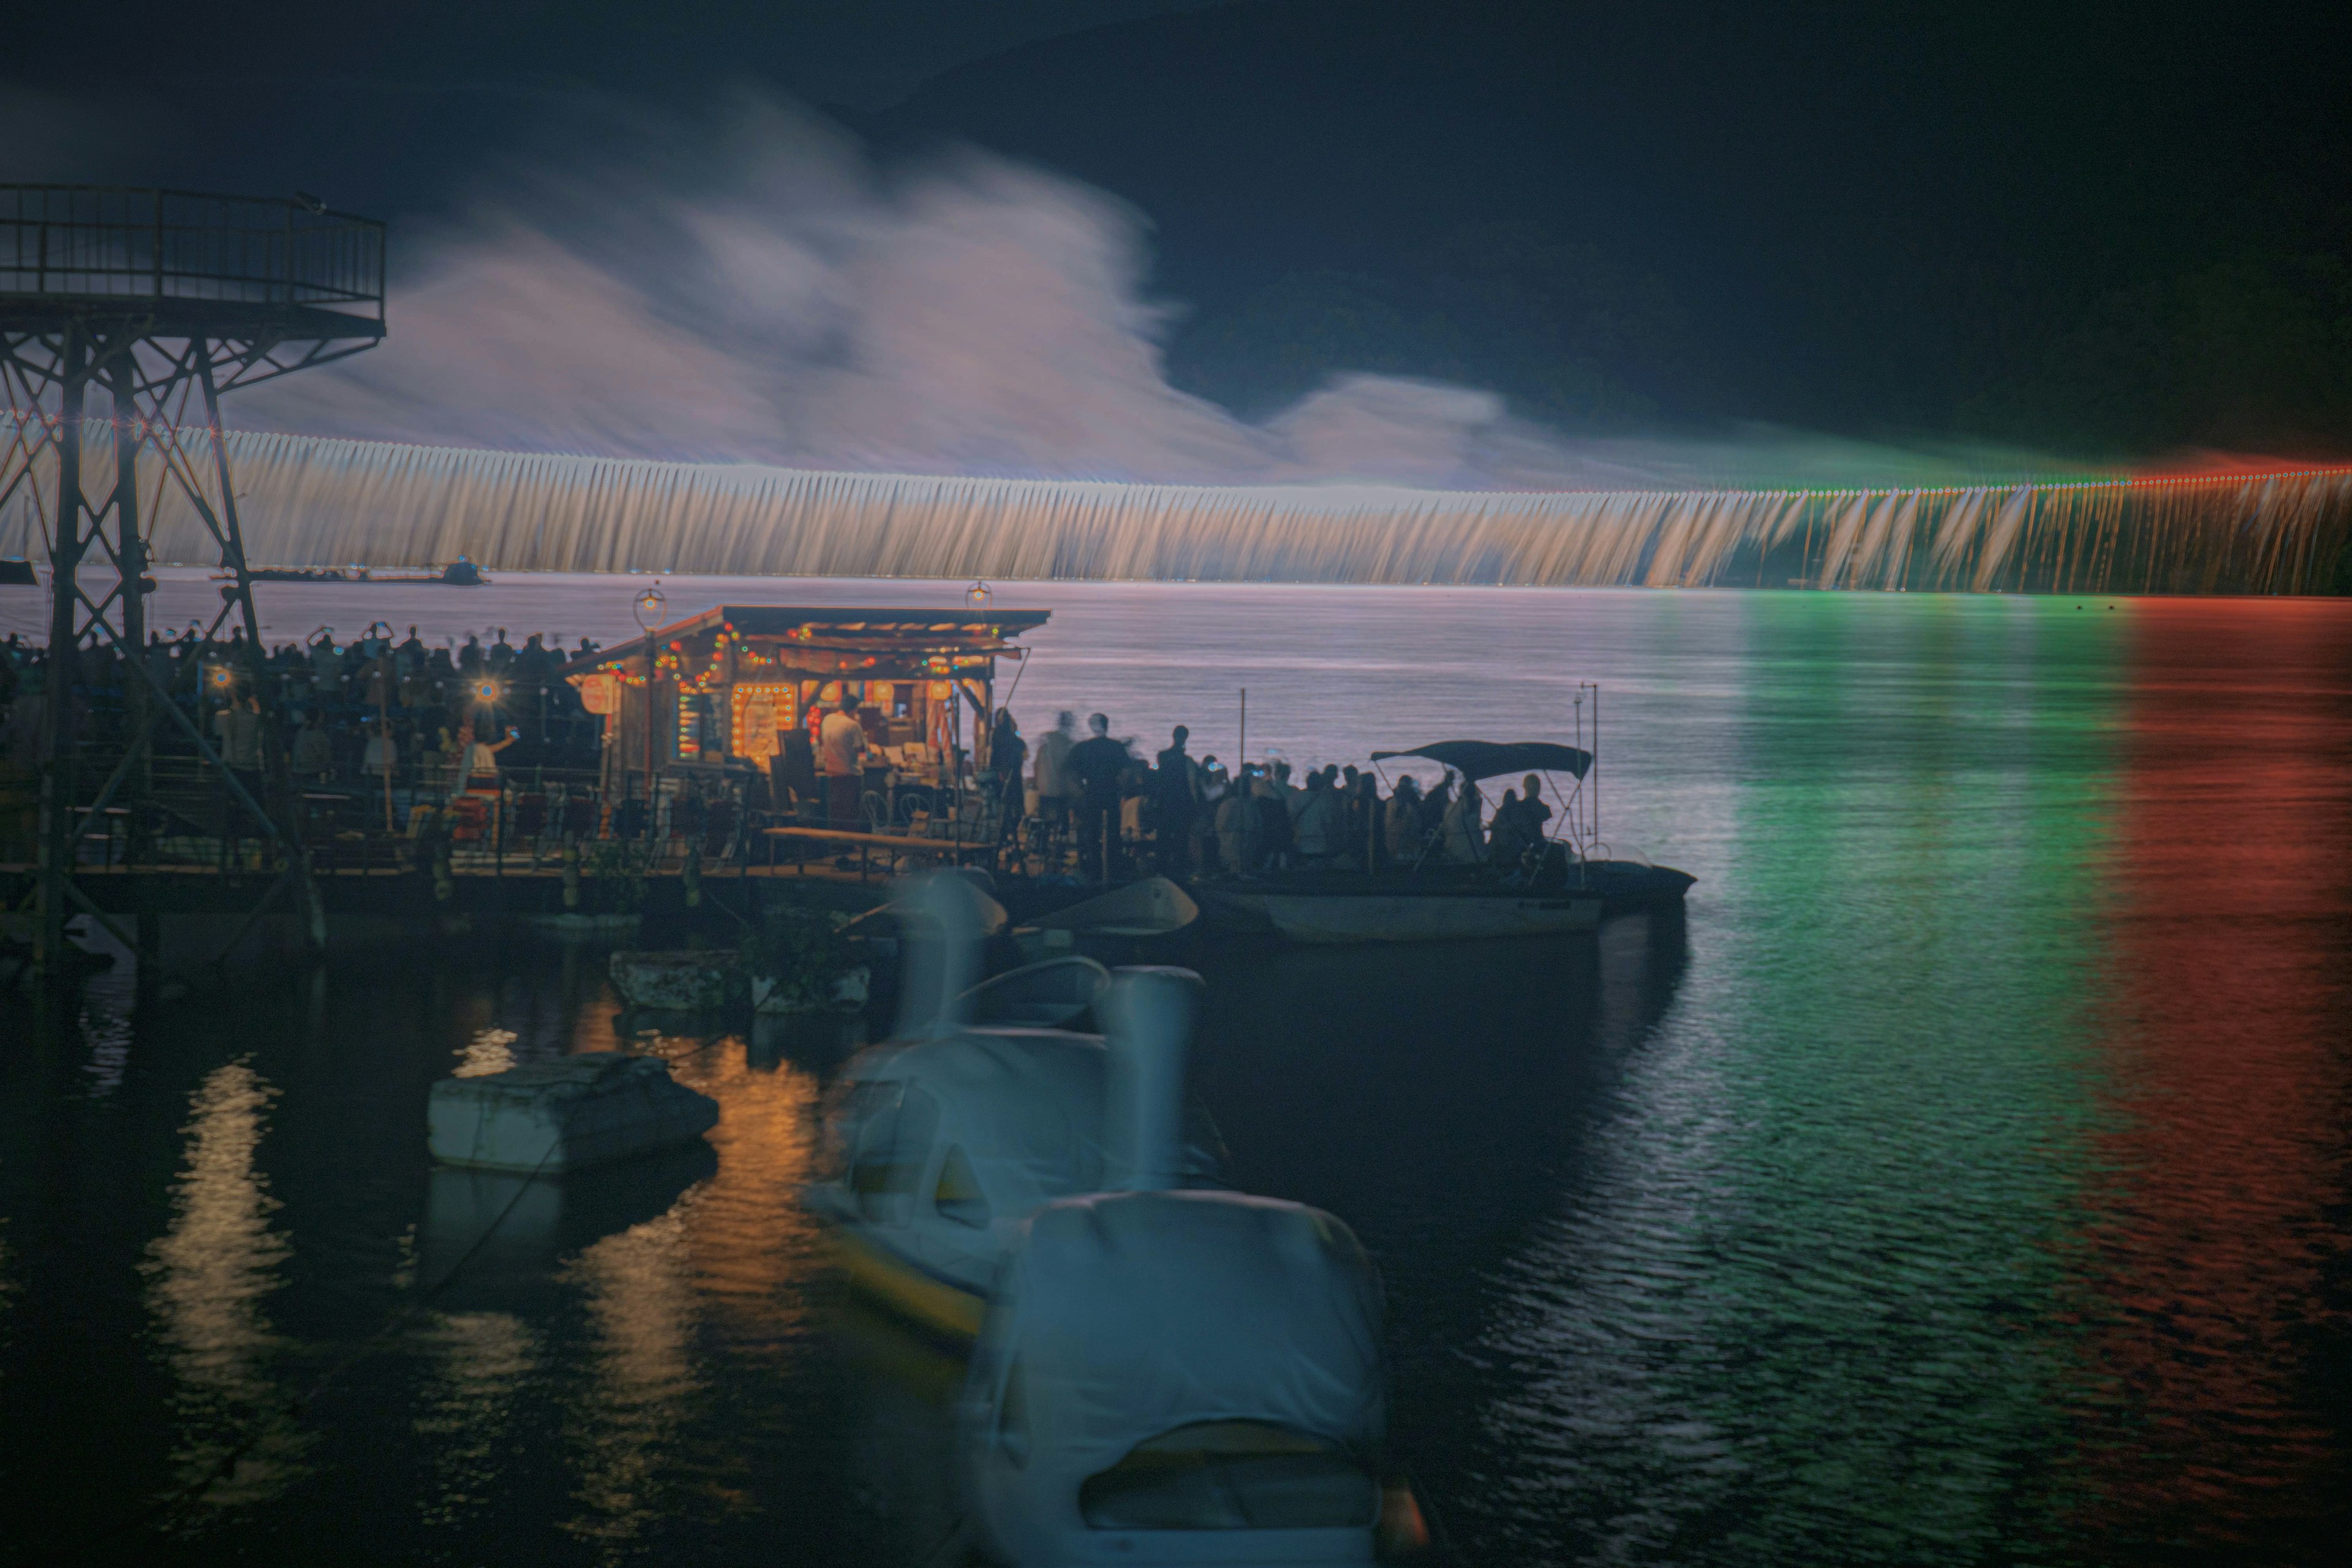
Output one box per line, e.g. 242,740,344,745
1,185,386,979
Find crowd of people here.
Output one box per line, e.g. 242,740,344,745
6,628,1570,884
992,709,1560,883
0,624,605,793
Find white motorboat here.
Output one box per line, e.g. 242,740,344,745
804,875,1224,1341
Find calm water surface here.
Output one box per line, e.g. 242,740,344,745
3,581,2350,1566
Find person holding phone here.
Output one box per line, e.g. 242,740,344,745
455,721,519,797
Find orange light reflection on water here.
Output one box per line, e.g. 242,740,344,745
545,1008,843,1546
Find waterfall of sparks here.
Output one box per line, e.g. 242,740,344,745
7,421,2348,593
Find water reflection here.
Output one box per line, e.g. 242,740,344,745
419,1144,719,1309
2062,601,2352,1557
141,1057,306,1513
453,1026,521,1079
832,1303,967,1566
1468,597,2123,1563
414,1308,541,1532
77,968,135,1098
0,1222,14,1370
560,1204,702,1557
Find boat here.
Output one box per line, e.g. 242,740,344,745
815,873,1423,1562
217,558,489,586
1010,874,1199,960
958,1189,1400,1564
608,948,734,1010
964,954,1111,1027
804,873,1226,1343
1204,869,1604,943
1577,848,1701,916
426,1052,719,1173
1200,737,1693,944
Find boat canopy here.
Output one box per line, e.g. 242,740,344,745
968,1189,1385,1551
1368,739,1593,780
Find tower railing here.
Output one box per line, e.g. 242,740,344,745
0,185,383,318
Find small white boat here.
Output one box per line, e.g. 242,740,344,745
1012,875,1199,959
428,1052,719,1174
960,1190,1393,1564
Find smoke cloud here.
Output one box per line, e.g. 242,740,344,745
236,92,2078,491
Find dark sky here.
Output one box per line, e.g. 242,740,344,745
9,1,2348,457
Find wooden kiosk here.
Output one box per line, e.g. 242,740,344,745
564,604,1050,813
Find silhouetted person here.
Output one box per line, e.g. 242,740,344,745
1068,713,1129,882
1152,724,1200,878
992,709,1027,846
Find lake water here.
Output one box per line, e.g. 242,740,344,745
4,578,2350,1565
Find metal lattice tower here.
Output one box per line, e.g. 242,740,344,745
1,185,386,978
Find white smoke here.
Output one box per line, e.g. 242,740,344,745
236,91,2078,491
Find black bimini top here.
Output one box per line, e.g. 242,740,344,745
1369,740,1594,781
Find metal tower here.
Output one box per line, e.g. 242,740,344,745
1,185,386,978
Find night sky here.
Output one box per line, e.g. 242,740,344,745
9,1,2349,462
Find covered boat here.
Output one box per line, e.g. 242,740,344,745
805,875,1224,1341
959,1189,1390,1565
427,1052,719,1173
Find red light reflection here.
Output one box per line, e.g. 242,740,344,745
2065,598,2352,1551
